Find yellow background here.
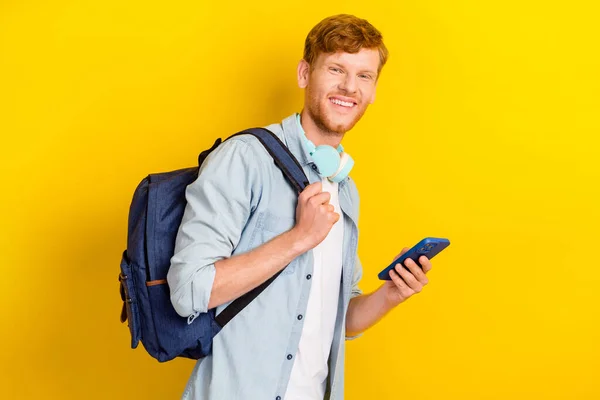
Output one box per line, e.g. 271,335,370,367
1,1,598,399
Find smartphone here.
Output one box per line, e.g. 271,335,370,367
378,237,450,280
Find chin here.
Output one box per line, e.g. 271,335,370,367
324,111,363,134
327,120,354,134
307,99,366,134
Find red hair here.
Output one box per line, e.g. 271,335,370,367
304,14,389,74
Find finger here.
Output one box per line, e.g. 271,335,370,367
395,263,423,293
331,212,340,223
419,255,432,274
389,269,414,298
388,268,409,290
316,191,332,205
404,258,429,285
309,191,331,207
319,203,333,212
300,181,323,202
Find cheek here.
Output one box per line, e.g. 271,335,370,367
309,85,328,103
315,75,340,92
361,85,376,103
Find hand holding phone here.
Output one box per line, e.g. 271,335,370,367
378,237,450,280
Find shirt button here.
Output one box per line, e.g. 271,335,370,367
306,274,312,280
297,315,303,320
287,354,293,360
311,164,318,170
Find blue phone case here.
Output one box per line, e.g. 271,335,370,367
378,237,450,280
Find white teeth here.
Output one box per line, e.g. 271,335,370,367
330,98,354,107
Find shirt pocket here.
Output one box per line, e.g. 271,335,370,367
261,211,297,275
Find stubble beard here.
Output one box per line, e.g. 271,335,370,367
306,89,367,137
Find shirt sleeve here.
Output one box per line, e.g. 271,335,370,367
346,254,364,340
166,137,265,319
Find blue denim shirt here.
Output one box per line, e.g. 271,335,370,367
167,113,363,400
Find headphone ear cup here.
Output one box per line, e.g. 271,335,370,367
329,152,354,183
312,145,340,177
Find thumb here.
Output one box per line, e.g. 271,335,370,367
301,181,323,199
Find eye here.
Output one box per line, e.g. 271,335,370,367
359,74,373,80
330,67,343,74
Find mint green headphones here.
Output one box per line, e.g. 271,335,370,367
297,114,354,183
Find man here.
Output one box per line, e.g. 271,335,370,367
167,14,433,400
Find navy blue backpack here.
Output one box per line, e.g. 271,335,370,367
119,128,309,362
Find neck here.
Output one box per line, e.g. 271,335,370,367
299,109,344,148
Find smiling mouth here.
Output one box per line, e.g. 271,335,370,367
329,97,356,108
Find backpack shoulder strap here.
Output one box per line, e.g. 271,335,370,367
212,127,309,328
225,128,309,195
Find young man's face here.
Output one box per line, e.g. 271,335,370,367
298,48,380,135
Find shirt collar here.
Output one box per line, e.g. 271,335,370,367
281,112,313,167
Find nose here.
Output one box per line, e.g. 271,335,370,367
338,73,357,94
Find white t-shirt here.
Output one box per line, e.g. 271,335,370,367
284,177,344,400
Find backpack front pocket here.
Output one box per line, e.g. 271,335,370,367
119,250,141,349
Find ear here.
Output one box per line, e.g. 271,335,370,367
297,59,310,89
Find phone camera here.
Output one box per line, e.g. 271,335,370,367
418,243,437,253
